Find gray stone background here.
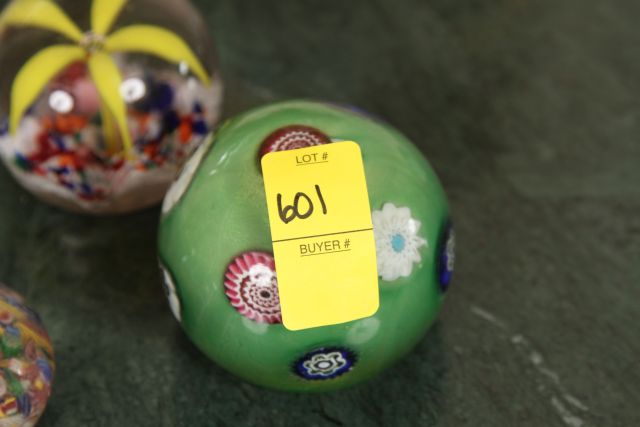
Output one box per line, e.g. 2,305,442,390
0,0,638,426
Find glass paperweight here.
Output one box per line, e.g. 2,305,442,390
0,285,54,426
158,101,455,392
0,0,222,214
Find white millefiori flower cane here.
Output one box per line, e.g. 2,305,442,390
372,203,427,281
160,265,182,322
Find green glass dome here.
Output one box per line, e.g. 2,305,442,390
158,100,454,391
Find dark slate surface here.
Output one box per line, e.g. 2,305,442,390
0,0,638,426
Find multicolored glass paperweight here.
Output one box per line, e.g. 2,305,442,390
0,0,222,214
0,285,54,426
158,100,454,391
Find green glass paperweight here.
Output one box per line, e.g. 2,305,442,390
158,100,454,391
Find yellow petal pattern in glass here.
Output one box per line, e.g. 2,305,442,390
100,105,120,155
10,44,85,133
91,0,128,36
104,25,211,85
0,0,83,42
87,52,134,157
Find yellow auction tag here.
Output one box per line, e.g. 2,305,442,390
262,141,379,331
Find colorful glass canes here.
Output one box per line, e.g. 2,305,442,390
158,100,454,391
0,285,55,426
0,0,222,214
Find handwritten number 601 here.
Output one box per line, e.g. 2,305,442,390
277,185,327,224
